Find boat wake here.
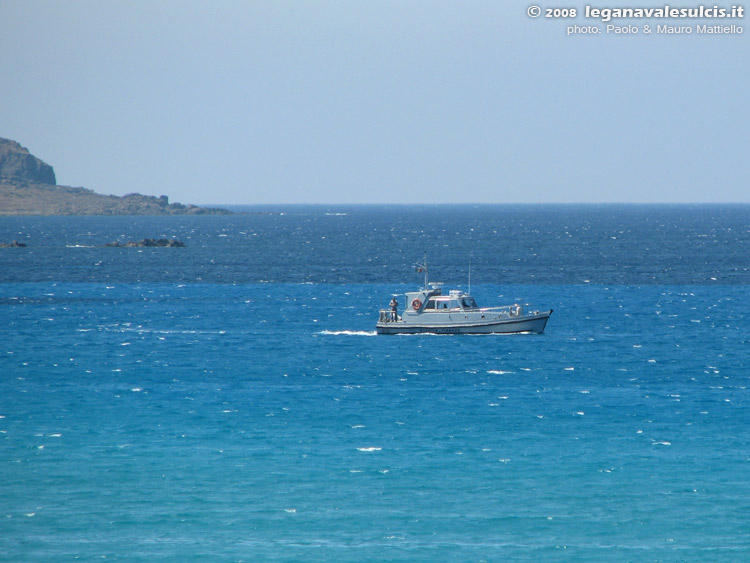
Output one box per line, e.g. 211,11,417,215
319,330,378,336
78,326,228,335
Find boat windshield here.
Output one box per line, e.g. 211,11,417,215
425,298,451,310
424,296,478,310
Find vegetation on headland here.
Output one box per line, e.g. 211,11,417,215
0,137,231,216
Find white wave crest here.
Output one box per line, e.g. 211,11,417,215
319,330,377,336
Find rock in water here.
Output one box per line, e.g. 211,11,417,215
105,238,186,247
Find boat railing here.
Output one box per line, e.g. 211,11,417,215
379,304,527,322
480,304,524,317
378,309,401,323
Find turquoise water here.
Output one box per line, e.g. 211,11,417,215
1,206,749,561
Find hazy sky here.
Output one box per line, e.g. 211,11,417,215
1,1,747,204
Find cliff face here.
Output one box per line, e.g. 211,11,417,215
0,137,231,215
0,137,56,185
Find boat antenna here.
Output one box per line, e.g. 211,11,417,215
468,256,472,295
415,253,428,289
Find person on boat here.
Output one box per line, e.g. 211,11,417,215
389,297,399,321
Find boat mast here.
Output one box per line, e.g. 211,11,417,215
416,253,429,289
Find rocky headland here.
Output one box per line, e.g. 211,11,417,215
0,137,231,215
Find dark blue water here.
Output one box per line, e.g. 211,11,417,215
1,205,748,561
1,204,748,285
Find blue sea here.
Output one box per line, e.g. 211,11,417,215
1,204,748,561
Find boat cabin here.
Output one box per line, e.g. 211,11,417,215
404,286,478,313
422,292,478,311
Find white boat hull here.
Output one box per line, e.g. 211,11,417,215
376,311,552,335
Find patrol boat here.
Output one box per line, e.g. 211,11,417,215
376,259,552,335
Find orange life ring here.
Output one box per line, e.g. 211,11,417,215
412,299,422,310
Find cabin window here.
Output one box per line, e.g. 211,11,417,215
424,299,436,310
450,300,461,309
461,297,478,309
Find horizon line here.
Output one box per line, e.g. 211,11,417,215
194,201,750,206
